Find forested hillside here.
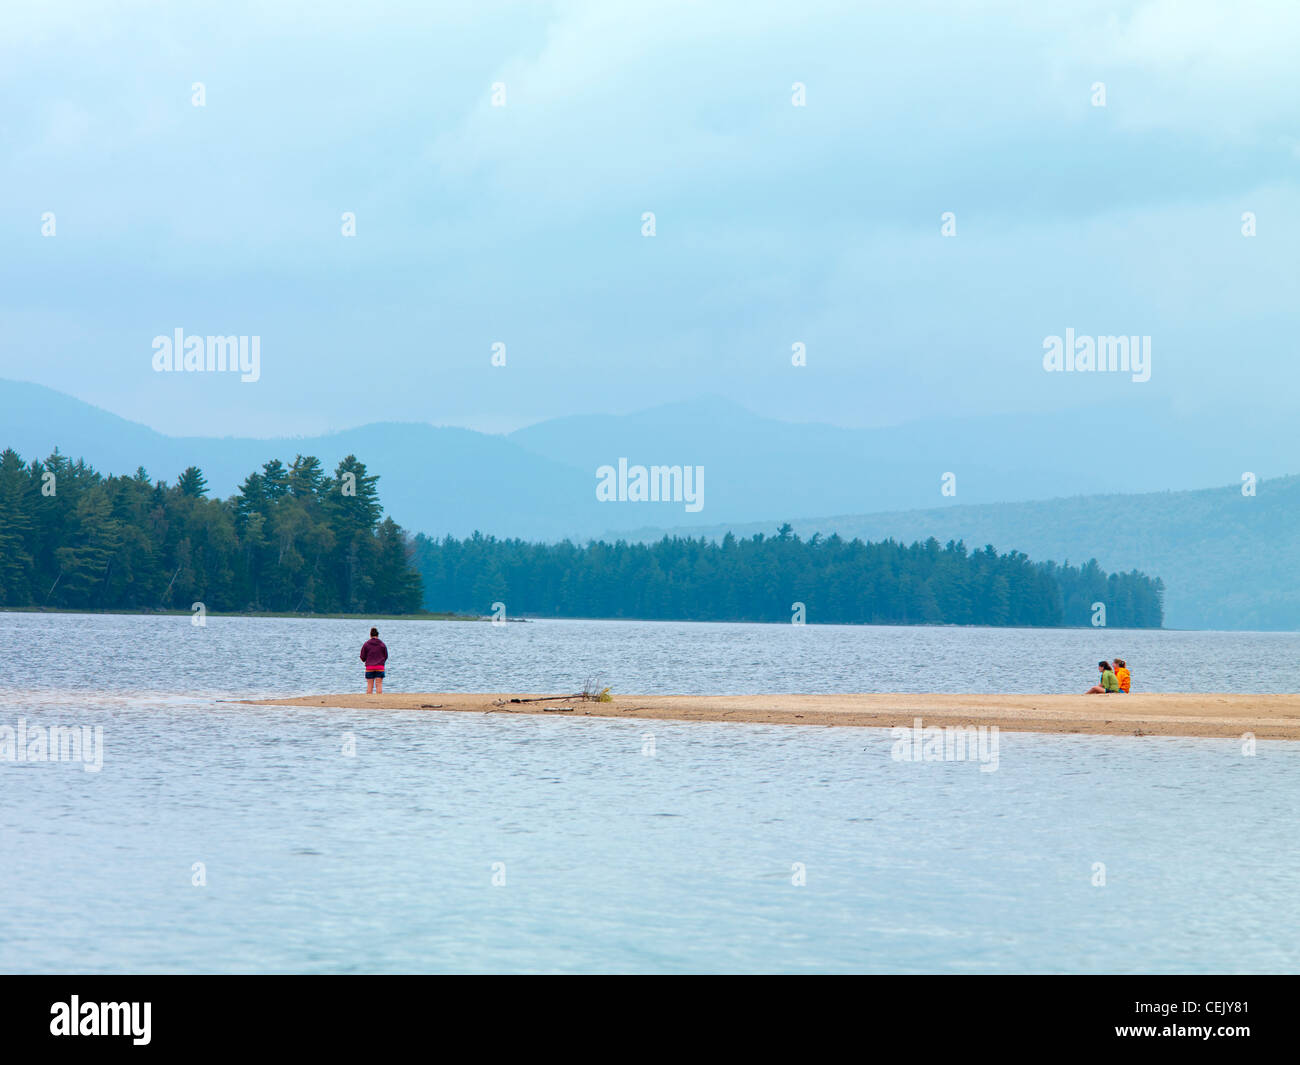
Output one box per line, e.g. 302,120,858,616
412,526,1164,627
640,477,1300,630
0,448,423,614
0,445,1166,627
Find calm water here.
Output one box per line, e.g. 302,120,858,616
2,612,1298,974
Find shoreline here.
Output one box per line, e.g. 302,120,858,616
241,692,1300,740
0,608,479,622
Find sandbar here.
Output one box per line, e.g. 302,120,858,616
240,692,1300,740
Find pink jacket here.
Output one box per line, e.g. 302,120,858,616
360,638,388,670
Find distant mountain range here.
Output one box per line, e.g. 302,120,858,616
0,379,605,540
3,377,1297,629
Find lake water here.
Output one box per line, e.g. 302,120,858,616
2,611,1298,974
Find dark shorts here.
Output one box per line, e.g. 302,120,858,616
365,670,385,680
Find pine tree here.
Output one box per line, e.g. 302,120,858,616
177,466,208,498
0,448,35,604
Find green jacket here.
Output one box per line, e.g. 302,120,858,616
1101,669,1120,692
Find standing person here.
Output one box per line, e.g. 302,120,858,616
360,627,388,694
1085,661,1120,695
1113,658,1131,693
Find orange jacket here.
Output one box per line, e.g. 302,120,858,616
1115,667,1131,692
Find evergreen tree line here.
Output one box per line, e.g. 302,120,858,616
0,448,423,614
412,525,1165,627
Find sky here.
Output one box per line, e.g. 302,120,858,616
1,0,1298,437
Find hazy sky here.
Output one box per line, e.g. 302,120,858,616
2,0,1298,436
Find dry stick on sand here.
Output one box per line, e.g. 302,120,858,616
495,689,612,705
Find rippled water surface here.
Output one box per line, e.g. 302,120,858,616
2,612,1298,973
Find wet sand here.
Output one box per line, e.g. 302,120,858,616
241,692,1300,740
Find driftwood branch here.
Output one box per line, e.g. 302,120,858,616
160,564,182,607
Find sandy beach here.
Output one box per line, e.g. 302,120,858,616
241,691,1300,740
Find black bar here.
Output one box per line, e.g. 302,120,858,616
2,975,1294,1053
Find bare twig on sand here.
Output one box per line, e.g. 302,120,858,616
493,683,614,707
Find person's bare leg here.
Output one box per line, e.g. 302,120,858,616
375,677,383,694
366,678,375,695
1085,685,1104,694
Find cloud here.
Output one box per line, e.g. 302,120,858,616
0,0,1297,437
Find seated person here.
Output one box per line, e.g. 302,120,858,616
1086,660,1120,694
1113,658,1131,693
